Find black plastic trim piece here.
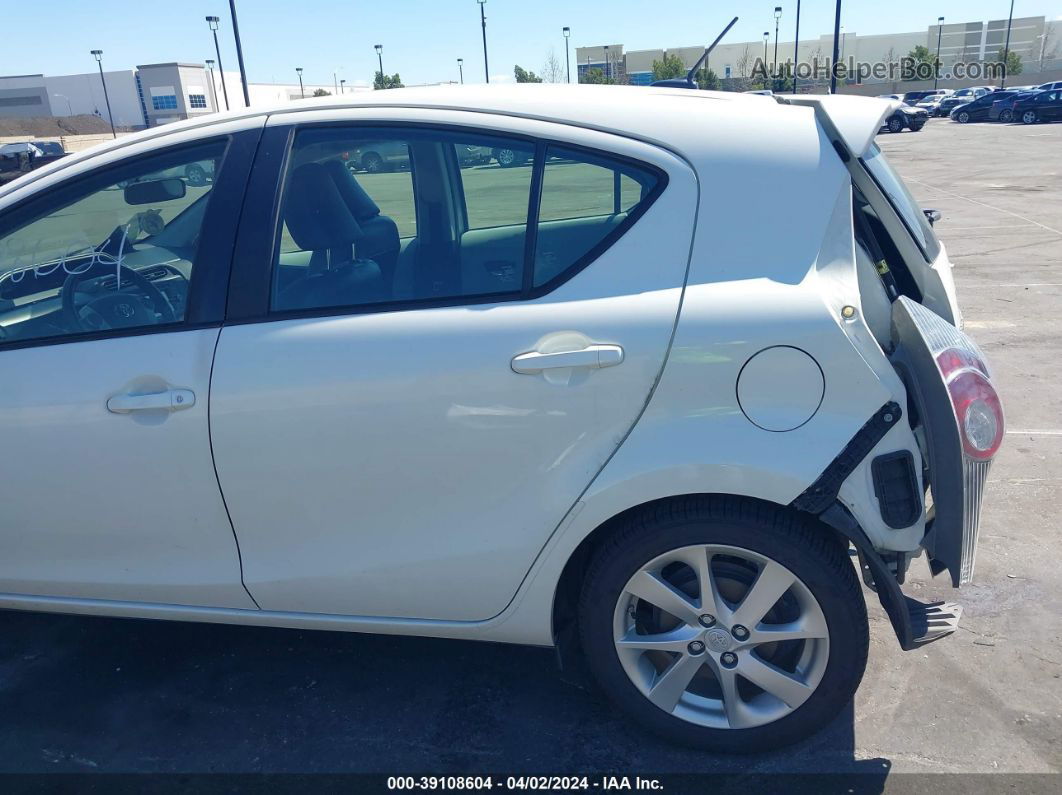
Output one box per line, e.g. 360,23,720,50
872,450,921,529
792,401,902,515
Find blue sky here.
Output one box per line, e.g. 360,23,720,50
4,1,1061,87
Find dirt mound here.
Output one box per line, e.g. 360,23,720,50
0,115,115,137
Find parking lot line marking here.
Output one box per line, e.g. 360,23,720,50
943,224,1039,231
1006,429,1062,436
906,178,1062,237
988,283,1062,287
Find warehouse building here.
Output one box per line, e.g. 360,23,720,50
0,64,356,130
577,15,1062,85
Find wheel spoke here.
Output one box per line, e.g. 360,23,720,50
616,626,697,655
746,612,828,646
730,560,795,629
647,653,703,712
736,654,813,709
674,546,729,621
625,570,700,626
707,658,756,729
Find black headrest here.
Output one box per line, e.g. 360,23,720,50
324,159,381,221
284,162,363,252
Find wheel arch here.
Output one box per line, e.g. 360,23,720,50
550,493,847,664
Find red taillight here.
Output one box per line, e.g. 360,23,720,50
937,348,1004,460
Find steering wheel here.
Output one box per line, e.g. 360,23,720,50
61,262,176,332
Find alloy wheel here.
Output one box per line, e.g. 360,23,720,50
612,544,829,731
1022,110,1037,125
958,112,970,124
1000,109,1013,123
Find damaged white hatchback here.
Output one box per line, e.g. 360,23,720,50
0,86,1003,751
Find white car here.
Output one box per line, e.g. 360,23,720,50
0,86,1003,752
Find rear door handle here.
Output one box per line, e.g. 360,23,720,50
107,389,196,414
511,344,624,374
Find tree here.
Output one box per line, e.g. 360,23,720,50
580,67,613,85
374,71,404,90
695,67,720,90
311,88,331,97
541,48,564,83
514,64,543,83
651,52,686,81
736,44,753,78
997,47,1023,76
906,44,937,69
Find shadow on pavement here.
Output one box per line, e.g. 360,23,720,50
0,610,890,787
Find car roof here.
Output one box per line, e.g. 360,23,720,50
0,85,898,199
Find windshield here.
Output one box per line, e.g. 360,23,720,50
861,144,941,262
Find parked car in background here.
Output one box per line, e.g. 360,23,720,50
937,95,972,117
988,90,1039,122
902,89,947,105
0,87,1002,753
1034,80,1062,92
0,141,66,180
880,103,929,133
951,86,993,103
1014,89,1062,124
950,92,1008,123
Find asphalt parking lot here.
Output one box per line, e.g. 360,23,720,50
0,116,1060,783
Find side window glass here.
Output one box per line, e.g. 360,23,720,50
533,146,659,287
271,128,533,313
0,141,225,345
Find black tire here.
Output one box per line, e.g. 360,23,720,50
886,116,904,133
185,164,208,187
578,496,868,753
362,152,384,173
909,122,925,132
1000,109,1014,123
1021,110,1038,125
957,111,972,124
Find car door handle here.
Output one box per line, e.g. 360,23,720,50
107,388,196,414
511,344,624,374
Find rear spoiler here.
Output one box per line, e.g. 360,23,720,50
776,95,902,159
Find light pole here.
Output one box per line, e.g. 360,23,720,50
773,6,782,85
563,27,571,83
206,60,220,108
830,0,842,94
457,58,464,84
340,78,346,94
90,50,116,138
934,17,944,90
1000,0,1015,88
793,0,801,93
375,44,384,81
762,31,769,83
604,45,610,81
478,0,489,83
228,0,251,107
295,66,304,98
206,16,230,110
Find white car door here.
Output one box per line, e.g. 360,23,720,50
0,133,259,609
210,114,698,621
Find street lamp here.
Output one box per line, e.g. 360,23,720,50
793,0,801,94
205,16,230,110
1000,0,1015,88
375,44,384,80
934,17,944,90
773,6,782,83
604,45,610,81
477,0,489,83
340,78,346,94
53,93,73,115
457,58,464,84
563,26,571,84
295,66,304,99
90,50,116,138
228,0,251,107
829,0,842,94
762,31,769,79
206,59,220,108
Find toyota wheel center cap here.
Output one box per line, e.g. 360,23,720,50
705,628,733,652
